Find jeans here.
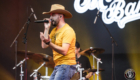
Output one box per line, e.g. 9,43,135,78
49,65,76,80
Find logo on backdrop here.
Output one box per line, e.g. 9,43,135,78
124,69,135,80
74,0,140,29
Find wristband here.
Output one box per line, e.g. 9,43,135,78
45,41,50,45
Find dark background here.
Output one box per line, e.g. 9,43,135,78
0,0,140,80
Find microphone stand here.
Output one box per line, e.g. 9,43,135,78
10,11,34,80
23,12,34,80
95,12,118,80
10,20,26,80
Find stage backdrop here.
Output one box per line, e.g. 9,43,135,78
0,0,140,80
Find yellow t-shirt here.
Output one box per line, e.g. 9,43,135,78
50,23,76,66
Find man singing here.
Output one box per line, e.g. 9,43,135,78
40,4,76,80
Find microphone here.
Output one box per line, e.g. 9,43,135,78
34,20,49,23
94,10,100,24
30,7,37,20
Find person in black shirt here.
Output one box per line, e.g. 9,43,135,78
75,42,93,79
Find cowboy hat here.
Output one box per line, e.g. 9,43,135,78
42,4,72,18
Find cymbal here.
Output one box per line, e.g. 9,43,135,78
83,68,104,73
80,48,105,56
17,50,55,68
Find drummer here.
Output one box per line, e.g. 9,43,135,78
75,42,93,80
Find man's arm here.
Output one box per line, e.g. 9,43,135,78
40,29,71,55
40,18,51,49
49,42,70,56
40,28,50,48
86,72,93,79
40,31,70,55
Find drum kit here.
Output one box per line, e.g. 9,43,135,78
13,47,105,80
71,47,105,80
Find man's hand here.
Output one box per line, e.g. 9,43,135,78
43,18,51,29
85,72,93,79
40,32,50,43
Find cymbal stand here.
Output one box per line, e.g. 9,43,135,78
90,47,95,80
30,62,46,80
40,67,50,80
13,57,28,80
76,64,85,80
91,51,102,80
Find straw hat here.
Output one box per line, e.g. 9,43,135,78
42,4,72,18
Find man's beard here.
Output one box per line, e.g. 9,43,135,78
51,20,58,27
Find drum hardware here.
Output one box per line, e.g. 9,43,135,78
80,47,104,80
17,50,55,68
13,57,28,80
37,72,41,80
76,64,85,80
40,67,50,80
83,68,104,73
40,76,50,80
17,51,55,80
30,62,46,80
91,49,103,80
17,48,104,80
